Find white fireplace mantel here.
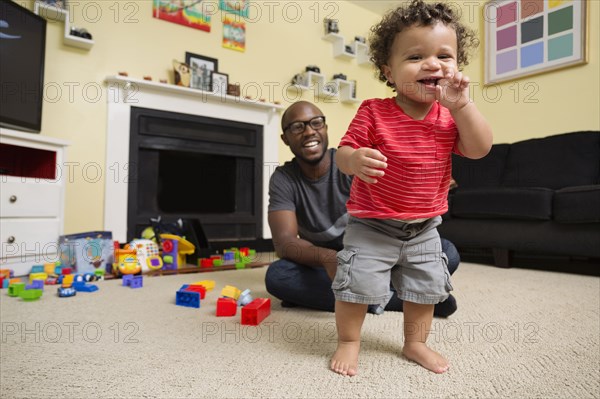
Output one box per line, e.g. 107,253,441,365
104,75,283,242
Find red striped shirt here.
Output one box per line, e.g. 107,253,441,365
339,98,460,220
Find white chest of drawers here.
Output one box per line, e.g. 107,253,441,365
0,128,69,276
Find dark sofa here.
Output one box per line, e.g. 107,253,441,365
438,131,600,267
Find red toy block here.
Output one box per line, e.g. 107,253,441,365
239,247,249,256
200,258,213,268
184,284,206,299
216,297,237,317
241,298,271,325
61,267,72,275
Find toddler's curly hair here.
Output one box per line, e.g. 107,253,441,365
369,0,479,89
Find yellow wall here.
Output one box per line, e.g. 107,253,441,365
17,0,599,235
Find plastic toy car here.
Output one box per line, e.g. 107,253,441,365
57,287,77,297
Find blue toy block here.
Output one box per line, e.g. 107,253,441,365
54,265,63,275
31,265,45,274
122,274,133,286
72,282,99,292
176,285,200,308
2,279,8,289
130,276,143,288
223,252,235,262
26,280,44,290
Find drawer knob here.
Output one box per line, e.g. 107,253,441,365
7,236,15,244
9,195,17,203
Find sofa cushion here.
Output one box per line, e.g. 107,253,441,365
554,185,600,223
451,187,553,220
452,144,510,188
502,131,600,189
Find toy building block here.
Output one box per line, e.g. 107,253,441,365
176,285,200,308
72,282,99,292
216,297,237,316
61,267,72,275
26,280,44,290
241,298,271,326
0,269,12,279
20,289,43,301
44,263,57,276
29,272,48,283
200,258,213,268
0,277,4,289
62,274,74,288
221,285,241,300
94,269,105,280
8,283,25,297
193,280,215,291
31,265,45,274
184,285,206,299
235,262,246,269
213,259,224,266
122,274,133,286
237,289,254,306
130,275,143,288
223,251,235,263
9,278,21,285
57,287,77,298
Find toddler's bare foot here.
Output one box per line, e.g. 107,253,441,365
330,341,360,376
403,342,449,374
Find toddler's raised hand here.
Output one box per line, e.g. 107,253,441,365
349,148,387,184
436,65,471,112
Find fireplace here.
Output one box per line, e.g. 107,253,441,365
104,76,282,246
128,107,263,242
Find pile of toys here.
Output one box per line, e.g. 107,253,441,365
0,263,103,301
197,247,257,270
175,280,271,325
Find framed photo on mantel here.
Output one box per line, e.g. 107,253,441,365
185,52,218,91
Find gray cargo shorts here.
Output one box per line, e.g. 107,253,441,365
332,216,453,306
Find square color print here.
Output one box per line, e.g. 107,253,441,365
484,0,588,84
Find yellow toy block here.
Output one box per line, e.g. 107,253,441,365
193,280,215,291
62,274,74,288
0,269,11,279
220,285,241,300
9,278,21,285
44,263,57,276
29,272,48,283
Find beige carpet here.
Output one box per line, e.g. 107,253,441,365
1,262,599,399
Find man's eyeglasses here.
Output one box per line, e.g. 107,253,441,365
283,116,326,135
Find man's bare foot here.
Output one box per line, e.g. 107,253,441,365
402,342,449,373
330,341,360,376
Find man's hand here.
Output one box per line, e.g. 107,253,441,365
436,65,470,112
348,147,388,184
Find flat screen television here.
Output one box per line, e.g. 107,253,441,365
0,0,47,133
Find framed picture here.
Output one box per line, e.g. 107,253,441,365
211,72,229,96
185,52,218,91
37,0,68,10
219,0,249,18
484,0,588,85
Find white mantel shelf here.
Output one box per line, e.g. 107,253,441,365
104,75,282,243
105,75,284,112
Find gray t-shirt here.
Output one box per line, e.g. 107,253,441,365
268,148,353,251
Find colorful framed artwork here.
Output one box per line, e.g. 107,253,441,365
219,0,249,18
484,0,588,85
211,72,229,96
186,52,218,91
153,0,211,32
222,16,246,52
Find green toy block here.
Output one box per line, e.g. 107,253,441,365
8,283,25,297
235,262,246,269
94,269,105,277
242,256,252,263
213,259,223,266
20,289,43,301
248,249,256,256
